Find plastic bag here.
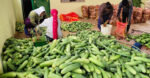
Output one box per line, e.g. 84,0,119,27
60,12,79,22
114,21,127,38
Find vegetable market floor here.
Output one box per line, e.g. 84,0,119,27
14,19,150,54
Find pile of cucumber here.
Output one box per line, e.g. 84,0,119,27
61,21,93,32
128,33,150,48
1,30,150,78
16,22,25,32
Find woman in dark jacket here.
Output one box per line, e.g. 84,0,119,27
117,0,133,33
97,2,113,30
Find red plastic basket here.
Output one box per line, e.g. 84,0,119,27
60,12,79,22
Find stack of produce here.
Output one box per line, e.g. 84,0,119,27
82,4,150,24
16,22,25,32
95,5,100,20
141,8,150,23
133,7,143,23
129,33,150,48
61,21,93,32
1,30,150,78
81,5,89,18
88,6,96,19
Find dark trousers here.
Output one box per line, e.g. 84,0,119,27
24,27,35,37
97,15,109,30
122,13,130,32
45,35,54,42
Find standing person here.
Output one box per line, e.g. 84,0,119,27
37,9,62,42
117,0,133,33
97,2,113,30
28,6,46,27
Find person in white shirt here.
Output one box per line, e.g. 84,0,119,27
37,9,62,42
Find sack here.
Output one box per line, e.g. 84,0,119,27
114,21,127,38
133,7,143,23
81,5,89,18
141,8,150,23
88,5,96,19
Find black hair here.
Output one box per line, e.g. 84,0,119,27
122,0,129,6
106,2,113,10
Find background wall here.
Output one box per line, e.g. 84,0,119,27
50,0,121,16
13,0,24,23
0,0,16,74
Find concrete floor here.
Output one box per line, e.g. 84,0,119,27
74,19,150,54
14,19,150,54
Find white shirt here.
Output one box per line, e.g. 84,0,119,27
38,17,63,38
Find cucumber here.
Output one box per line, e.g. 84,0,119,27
139,73,149,78
135,74,141,78
89,73,93,78
88,63,94,72
44,67,49,78
114,73,120,78
93,72,98,78
59,62,73,69
125,70,134,78
73,68,84,74
133,57,150,62
83,64,90,72
7,59,16,71
110,55,121,61
17,60,28,71
80,52,89,59
109,68,117,72
63,72,71,78
48,73,62,78
72,73,86,78
117,66,122,77
101,69,108,78
133,66,141,72
65,44,71,56
50,40,59,51
0,72,17,78
61,63,81,74
138,64,146,73
73,58,89,64
125,61,142,66
89,57,104,67
3,61,7,72
125,64,136,75
97,74,102,78
65,55,78,63
93,65,101,74
40,59,56,67
16,55,29,65
54,56,71,67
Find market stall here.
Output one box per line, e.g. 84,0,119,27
1,0,150,78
